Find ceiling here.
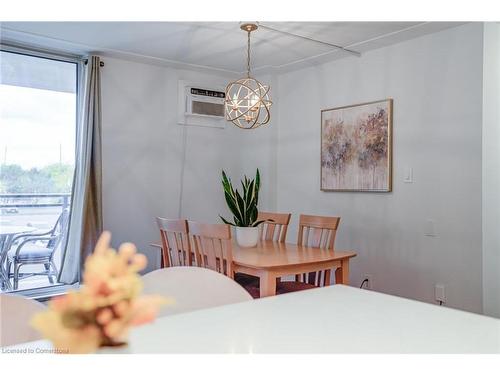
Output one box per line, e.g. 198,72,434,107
0,22,466,75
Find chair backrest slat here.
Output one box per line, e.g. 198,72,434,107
257,212,291,243
156,218,191,267
207,239,215,272
297,214,341,286
188,221,234,279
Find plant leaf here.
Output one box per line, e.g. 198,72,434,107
234,189,247,226
221,169,262,228
222,170,244,223
245,179,255,208
223,190,238,214
249,205,258,225
255,169,260,206
252,220,268,227
219,215,235,226
233,216,242,227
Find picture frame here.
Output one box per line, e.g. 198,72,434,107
320,99,393,192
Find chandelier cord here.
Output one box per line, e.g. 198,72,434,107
246,30,251,78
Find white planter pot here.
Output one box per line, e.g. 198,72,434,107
235,226,259,248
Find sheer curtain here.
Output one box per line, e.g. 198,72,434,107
59,56,103,284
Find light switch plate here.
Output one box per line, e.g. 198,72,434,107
424,219,437,237
404,167,413,183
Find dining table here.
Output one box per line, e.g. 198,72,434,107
0,225,37,290
232,240,356,298
3,285,500,353
152,240,357,298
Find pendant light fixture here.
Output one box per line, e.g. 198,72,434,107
225,23,272,129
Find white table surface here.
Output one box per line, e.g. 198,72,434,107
3,285,500,353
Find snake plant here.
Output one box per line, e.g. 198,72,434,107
219,169,266,227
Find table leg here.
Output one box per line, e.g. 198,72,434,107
335,259,350,285
259,271,277,298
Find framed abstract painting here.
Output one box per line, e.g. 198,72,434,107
321,99,393,192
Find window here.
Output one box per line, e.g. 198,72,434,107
0,46,81,295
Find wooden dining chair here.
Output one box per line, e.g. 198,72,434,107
188,221,235,278
277,214,341,294
257,211,292,242
235,212,292,298
156,218,191,268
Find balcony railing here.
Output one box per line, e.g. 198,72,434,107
0,193,71,209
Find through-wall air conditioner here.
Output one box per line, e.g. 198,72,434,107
186,87,225,118
178,80,226,128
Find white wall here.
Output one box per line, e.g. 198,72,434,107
99,23,492,316
482,22,500,318
100,57,277,272
276,23,484,313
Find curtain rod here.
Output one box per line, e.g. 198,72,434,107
1,41,84,63
84,59,105,67
1,40,104,66
257,23,361,58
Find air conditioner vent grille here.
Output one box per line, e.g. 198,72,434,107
192,101,225,117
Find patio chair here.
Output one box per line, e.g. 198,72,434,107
6,209,69,290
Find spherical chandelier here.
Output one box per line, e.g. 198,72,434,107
225,23,272,130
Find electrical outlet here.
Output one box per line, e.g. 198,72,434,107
363,274,373,290
435,284,446,304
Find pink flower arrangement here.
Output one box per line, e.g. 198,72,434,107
31,231,169,353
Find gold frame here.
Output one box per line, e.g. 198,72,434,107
320,98,393,192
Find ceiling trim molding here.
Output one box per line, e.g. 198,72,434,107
1,22,468,76
0,27,241,77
